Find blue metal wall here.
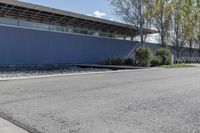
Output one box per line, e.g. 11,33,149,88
0,25,136,65
0,25,198,65
146,43,200,58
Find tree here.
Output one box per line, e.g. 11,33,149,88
182,0,197,57
109,0,154,46
150,0,172,47
193,0,200,56
169,0,186,57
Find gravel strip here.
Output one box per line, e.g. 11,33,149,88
0,66,109,78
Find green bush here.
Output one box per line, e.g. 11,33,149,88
104,57,123,65
156,48,172,65
123,58,135,65
135,47,153,66
151,56,162,67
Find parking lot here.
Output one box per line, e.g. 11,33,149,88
1,67,200,133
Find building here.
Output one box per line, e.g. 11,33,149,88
0,0,155,65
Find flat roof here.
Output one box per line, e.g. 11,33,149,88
0,0,156,36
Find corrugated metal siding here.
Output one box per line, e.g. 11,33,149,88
0,25,136,65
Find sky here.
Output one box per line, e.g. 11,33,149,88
18,0,120,22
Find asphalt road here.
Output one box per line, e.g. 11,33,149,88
1,67,200,133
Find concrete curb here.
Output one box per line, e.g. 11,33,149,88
0,117,29,133
0,111,41,133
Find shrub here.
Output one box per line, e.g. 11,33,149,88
104,57,123,65
135,47,153,66
123,58,135,65
156,48,172,65
151,56,162,67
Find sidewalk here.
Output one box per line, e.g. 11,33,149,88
0,117,29,133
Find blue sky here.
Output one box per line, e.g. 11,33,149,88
18,0,120,22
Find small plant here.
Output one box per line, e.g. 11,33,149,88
156,48,172,65
123,58,135,65
104,57,123,65
151,56,162,67
135,47,153,66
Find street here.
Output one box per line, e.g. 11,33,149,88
1,68,200,133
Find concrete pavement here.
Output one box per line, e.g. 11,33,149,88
0,117,29,133
1,67,200,133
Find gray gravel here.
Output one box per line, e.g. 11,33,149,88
0,67,109,78
1,67,200,133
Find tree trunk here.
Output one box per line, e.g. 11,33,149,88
175,5,180,58
189,40,192,57
140,22,144,47
199,44,200,57
139,1,144,47
160,1,165,47
199,35,200,57
176,47,180,58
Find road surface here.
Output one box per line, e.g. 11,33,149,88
1,68,200,133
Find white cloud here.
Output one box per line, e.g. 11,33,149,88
86,11,106,18
93,11,106,18
86,14,93,16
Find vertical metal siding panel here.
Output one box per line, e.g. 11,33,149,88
0,25,136,65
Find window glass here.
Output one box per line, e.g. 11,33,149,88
19,20,49,30
0,17,18,26
0,17,131,40
88,31,95,35
79,30,88,35
73,29,79,34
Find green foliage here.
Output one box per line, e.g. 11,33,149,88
104,58,135,66
135,47,153,66
104,57,123,65
110,0,200,50
123,58,135,65
151,56,162,67
156,48,171,65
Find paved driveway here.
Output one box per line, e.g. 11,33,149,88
1,68,200,133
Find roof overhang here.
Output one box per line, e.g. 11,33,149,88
0,0,156,36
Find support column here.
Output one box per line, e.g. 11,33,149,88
131,36,134,41
95,32,99,37
123,36,126,40
69,27,73,33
